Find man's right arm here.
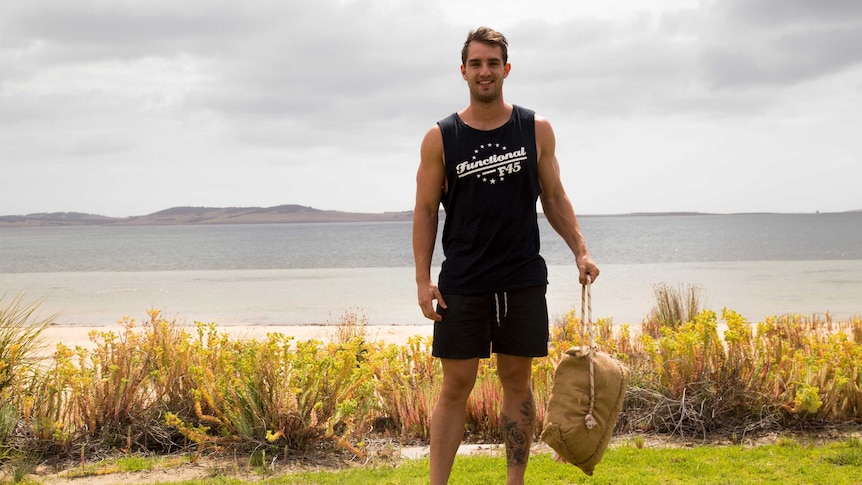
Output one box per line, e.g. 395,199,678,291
412,126,447,321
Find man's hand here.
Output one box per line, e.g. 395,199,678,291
418,282,446,321
578,254,600,285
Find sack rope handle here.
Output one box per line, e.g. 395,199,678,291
581,275,598,430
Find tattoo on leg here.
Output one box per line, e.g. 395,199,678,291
502,394,535,467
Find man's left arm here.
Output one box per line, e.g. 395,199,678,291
535,115,600,284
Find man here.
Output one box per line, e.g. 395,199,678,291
412,27,600,485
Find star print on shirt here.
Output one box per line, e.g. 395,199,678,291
455,143,527,186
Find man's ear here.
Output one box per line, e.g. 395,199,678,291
461,64,467,80
503,63,511,78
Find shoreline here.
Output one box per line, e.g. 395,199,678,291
8,260,862,337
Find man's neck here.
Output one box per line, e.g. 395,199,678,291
459,99,513,131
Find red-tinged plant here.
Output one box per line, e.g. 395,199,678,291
370,336,439,442
465,361,501,441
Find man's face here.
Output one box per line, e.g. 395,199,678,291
461,42,510,104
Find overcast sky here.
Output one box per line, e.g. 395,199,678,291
2,0,860,217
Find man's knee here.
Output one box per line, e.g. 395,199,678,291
439,379,475,404
496,355,533,393
439,358,479,402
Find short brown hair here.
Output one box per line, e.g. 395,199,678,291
461,27,508,65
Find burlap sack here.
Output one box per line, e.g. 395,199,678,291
541,345,630,476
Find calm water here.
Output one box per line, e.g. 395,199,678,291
1,213,860,326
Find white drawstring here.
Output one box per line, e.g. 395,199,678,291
494,291,509,326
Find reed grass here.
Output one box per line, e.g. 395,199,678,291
0,292,56,462
327,309,368,344
0,292,54,393
643,283,702,336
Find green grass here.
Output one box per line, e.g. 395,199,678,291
127,438,862,485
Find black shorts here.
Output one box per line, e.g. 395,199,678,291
432,285,549,359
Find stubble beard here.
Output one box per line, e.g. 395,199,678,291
470,79,503,105
471,87,502,105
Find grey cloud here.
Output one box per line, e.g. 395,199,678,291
1,0,265,57
64,136,137,158
700,25,862,88
715,0,862,28
5,0,859,134
1,0,860,217
0,0,460,156
174,9,461,147
505,18,703,117
498,3,862,119
699,0,862,87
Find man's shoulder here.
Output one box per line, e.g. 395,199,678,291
514,104,551,124
436,111,460,128
422,124,443,145
512,104,536,116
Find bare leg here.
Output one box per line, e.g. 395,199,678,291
497,354,535,485
430,358,479,485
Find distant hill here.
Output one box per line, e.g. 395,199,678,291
2,206,858,227
0,205,413,227
0,212,119,226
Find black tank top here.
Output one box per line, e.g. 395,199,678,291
437,105,548,294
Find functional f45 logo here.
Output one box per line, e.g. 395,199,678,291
456,145,527,185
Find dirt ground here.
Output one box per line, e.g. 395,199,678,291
24,448,366,485
14,441,549,484
19,443,409,484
